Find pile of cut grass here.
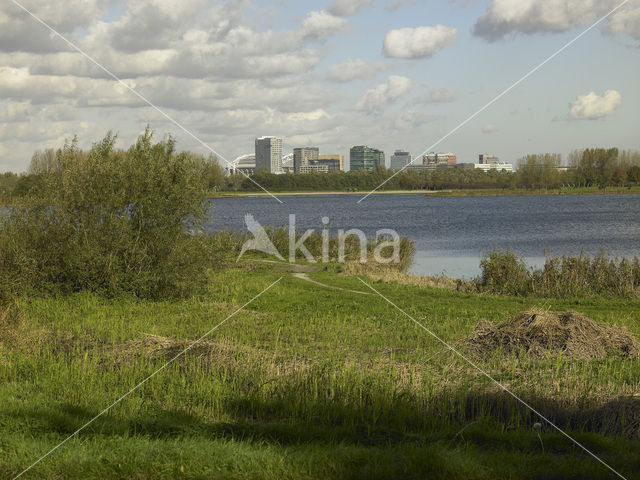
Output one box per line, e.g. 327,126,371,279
465,308,640,360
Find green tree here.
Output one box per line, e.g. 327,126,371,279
0,128,212,299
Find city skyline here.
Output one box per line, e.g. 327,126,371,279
0,1,638,173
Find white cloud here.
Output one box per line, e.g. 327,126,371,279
603,2,640,40
0,0,106,53
473,0,640,41
385,0,420,11
393,110,443,130
327,0,375,16
481,123,498,133
567,90,622,120
326,59,387,82
355,75,412,111
383,25,457,59
300,10,347,40
405,88,458,105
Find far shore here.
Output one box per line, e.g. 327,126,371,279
209,185,640,198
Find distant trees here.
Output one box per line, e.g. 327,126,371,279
517,153,562,188
3,145,640,199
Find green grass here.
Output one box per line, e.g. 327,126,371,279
1,263,639,479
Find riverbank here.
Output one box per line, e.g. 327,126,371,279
2,262,638,479
209,189,438,197
208,185,640,198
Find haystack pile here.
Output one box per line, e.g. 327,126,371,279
466,308,640,359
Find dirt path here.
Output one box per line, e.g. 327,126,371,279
251,259,371,295
290,272,371,295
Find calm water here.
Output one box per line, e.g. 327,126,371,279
204,193,640,278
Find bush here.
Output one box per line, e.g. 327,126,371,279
0,129,213,299
478,249,530,295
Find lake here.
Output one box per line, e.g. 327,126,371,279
204,193,640,279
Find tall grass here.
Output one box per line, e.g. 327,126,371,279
208,226,415,271
478,249,640,298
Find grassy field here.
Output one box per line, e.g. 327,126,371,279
1,262,639,479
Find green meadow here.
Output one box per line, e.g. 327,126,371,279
2,262,639,479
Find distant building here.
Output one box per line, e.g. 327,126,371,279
479,154,500,164
439,152,457,165
474,163,513,172
317,154,344,171
228,154,256,175
350,145,384,171
423,152,457,165
281,153,294,173
299,164,329,173
255,136,283,173
390,150,412,171
293,147,319,173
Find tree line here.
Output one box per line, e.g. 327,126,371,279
221,148,640,192
2,146,639,199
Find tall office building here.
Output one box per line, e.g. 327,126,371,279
255,136,283,173
350,146,385,171
317,154,344,171
293,147,319,173
390,150,412,171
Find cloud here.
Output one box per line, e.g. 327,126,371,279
299,10,347,40
355,75,412,111
405,88,458,105
602,2,640,40
383,25,457,59
567,90,622,120
327,0,375,16
481,123,498,133
393,110,443,130
473,0,640,41
326,59,387,82
385,0,420,11
0,0,107,53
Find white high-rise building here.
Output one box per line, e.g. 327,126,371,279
255,136,283,173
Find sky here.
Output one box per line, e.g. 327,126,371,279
0,0,639,172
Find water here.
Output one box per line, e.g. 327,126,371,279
204,193,640,278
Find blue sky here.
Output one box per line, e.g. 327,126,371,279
0,0,638,171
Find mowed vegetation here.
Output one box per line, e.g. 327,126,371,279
1,131,639,479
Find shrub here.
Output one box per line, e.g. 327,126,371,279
0,129,213,299
478,248,530,295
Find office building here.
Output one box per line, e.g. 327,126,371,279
423,152,457,165
299,164,329,173
293,147,319,173
474,163,513,172
479,154,500,164
317,154,344,171
390,150,412,171
255,136,283,173
350,145,384,171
